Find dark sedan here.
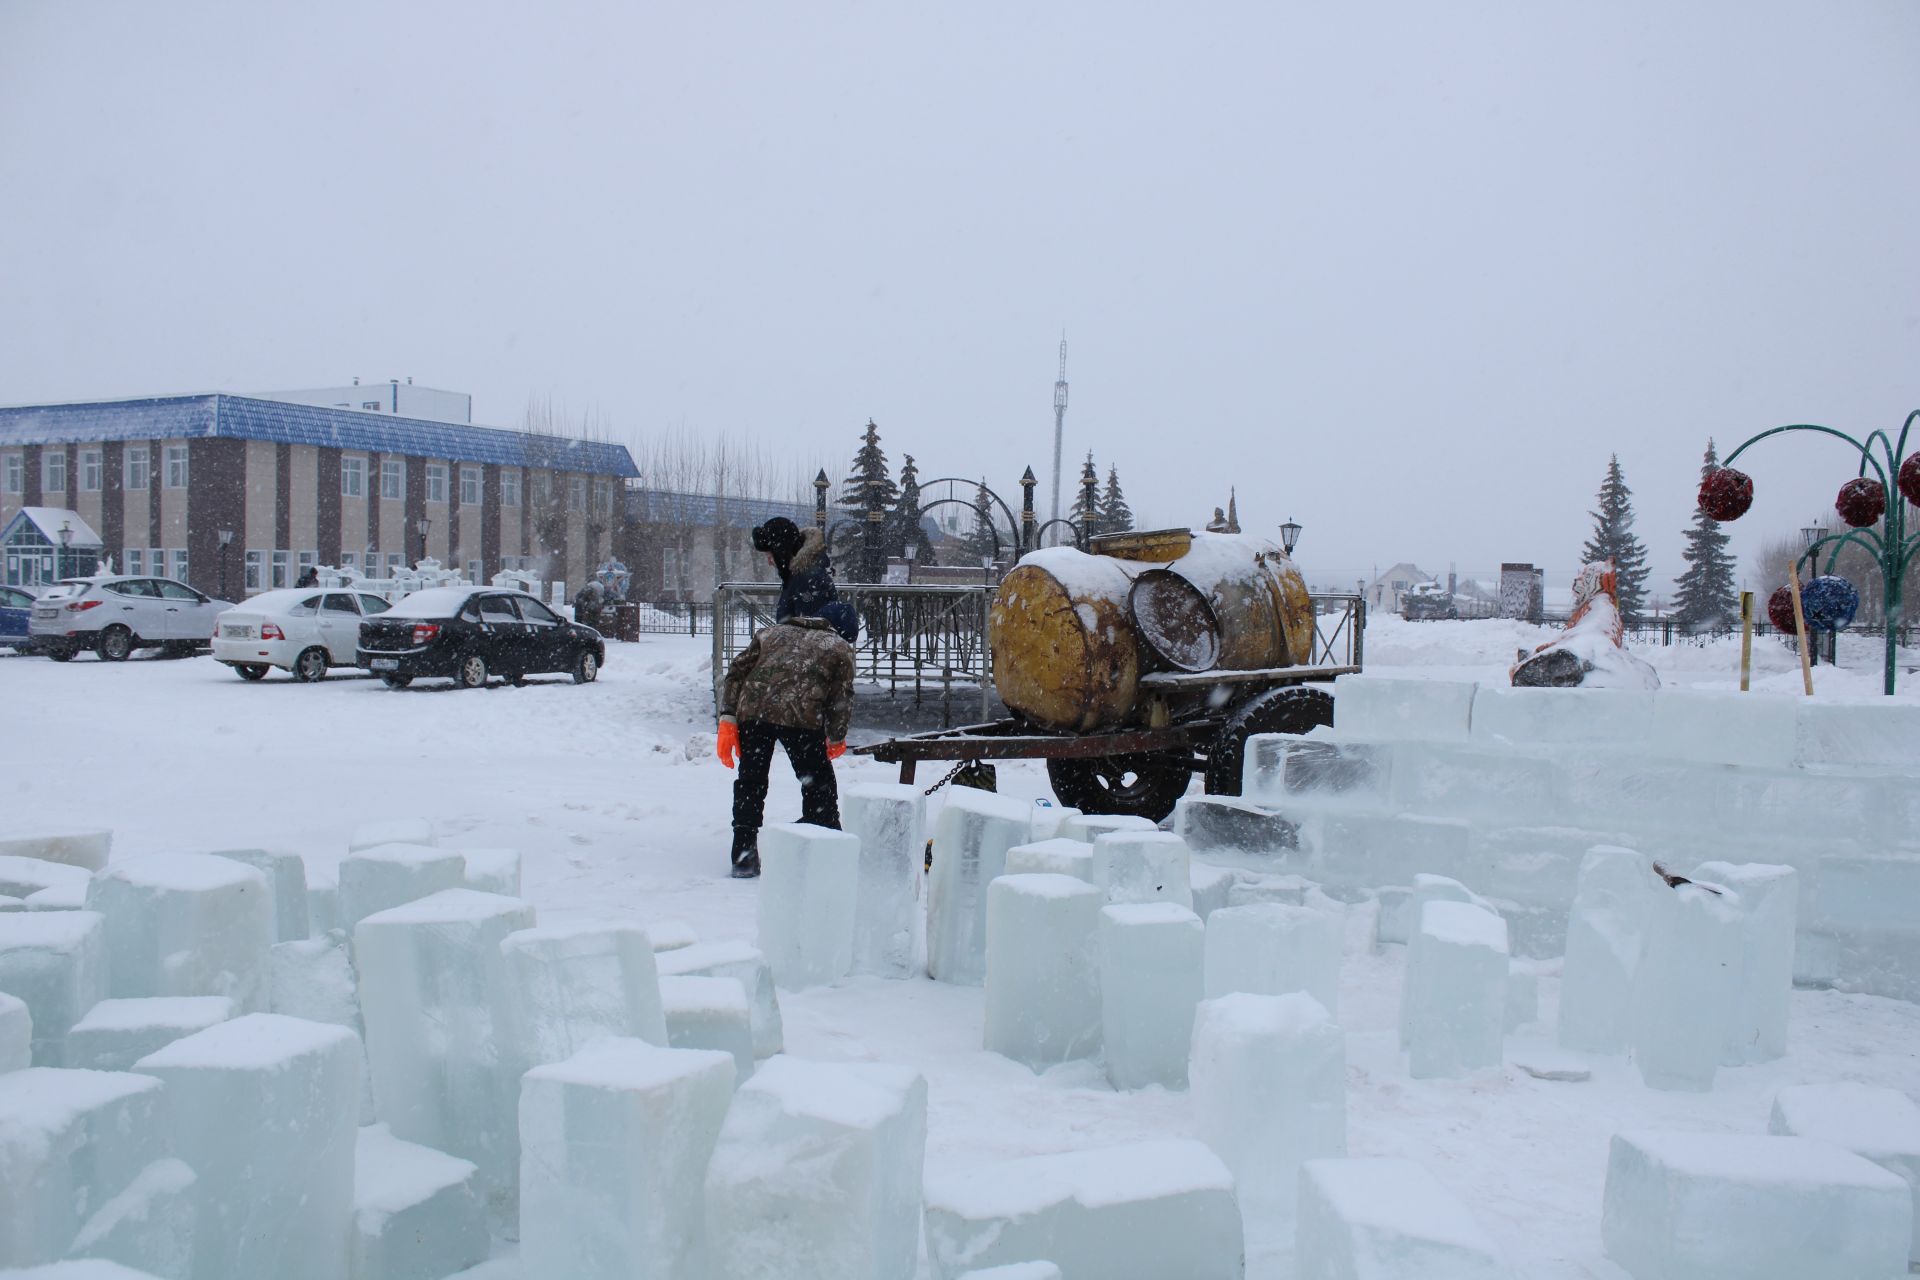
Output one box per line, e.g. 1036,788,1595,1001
356,586,605,689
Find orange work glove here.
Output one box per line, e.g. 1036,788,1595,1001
716,719,740,769
826,740,847,761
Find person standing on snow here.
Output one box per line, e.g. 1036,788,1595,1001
716,611,855,878
752,516,859,644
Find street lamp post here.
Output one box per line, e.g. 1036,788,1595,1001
1280,517,1302,557
1707,409,1918,694
57,520,72,582
217,528,234,599
813,470,831,531
416,518,430,566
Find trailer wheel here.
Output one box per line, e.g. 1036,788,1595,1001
1203,685,1335,797
1047,750,1193,823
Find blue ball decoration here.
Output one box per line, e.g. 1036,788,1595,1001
1799,575,1860,632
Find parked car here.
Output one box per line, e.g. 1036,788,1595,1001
1,584,40,651
30,576,233,661
212,587,398,681
356,586,605,689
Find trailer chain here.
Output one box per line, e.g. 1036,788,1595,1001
922,761,975,797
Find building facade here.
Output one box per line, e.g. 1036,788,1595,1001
258,379,471,424
0,394,638,598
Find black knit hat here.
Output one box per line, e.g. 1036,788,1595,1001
751,517,803,560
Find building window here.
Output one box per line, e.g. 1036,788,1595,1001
244,550,265,593
459,465,481,505
467,559,482,584
361,400,381,411
535,471,553,505
169,549,189,582
149,548,164,579
124,446,149,491
500,469,521,508
593,478,614,516
342,456,366,498
426,464,448,503
386,552,403,576
568,477,586,513
165,446,189,489
43,451,65,494
80,450,102,493
298,550,316,574
380,459,403,500
125,549,144,575
364,546,379,578
1,453,19,494
340,551,358,574
270,550,291,589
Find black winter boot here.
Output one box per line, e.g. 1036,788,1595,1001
729,828,760,879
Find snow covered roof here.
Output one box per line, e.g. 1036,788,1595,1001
1,506,104,548
0,394,639,477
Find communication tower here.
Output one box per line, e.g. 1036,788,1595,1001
1051,335,1069,539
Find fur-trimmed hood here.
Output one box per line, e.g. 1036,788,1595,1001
788,526,826,576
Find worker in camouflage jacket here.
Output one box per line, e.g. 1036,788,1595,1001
717,612,856,878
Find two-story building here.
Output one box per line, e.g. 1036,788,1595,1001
0,394,638,596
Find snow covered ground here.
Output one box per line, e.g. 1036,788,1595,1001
3,617,1916,1277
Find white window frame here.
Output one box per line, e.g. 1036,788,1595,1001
244,550,265,593
568,476,586,513
459,465,481,506
297,550,317,573
340,551,358,573
1,453,20,494
466,558,482,584
80,450,102,493
124,446,149,491
499,469,521,508
380,459,403,500
270,550,290,589
164,446,189,489
125,548,144,575
42,451,66,494
169,549,189,582
385,552,403,576
341,456,366,499
425,463,448,504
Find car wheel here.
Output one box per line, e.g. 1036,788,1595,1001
379,673,413,689
572,649,600,684
45,645,74,662
456,652,489,689
236,664,269,681
98,626,134,662
292,647,329,683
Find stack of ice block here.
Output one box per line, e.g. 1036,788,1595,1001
85,854,274,1012
1190,992,1345,1217
354,889,535,1199
497,922,668,1076
840,784,926,979
1400,901,1507,1079
655,940,784,1059
983,874,1103,1069
1005,839,1096,883
1768,1082,1920,1267
0,910,107,1064
1629,881,1744,1092
352,1123,489,1280
0,855,92,911
1058,813,1157,844
1092,832,1192,908
337,844,467,933
928,789,1039,986
458,848,523,898
1602,1130,1911,1279
704,1056,927,1279
1296,1156,1511,1278
209,847,309,943
756,823,860,990
659,974,755,1081
1170,795,1300,869
136,1013,361,1280
1693,860,1796,1064
1557,846,1655,1055
62,996,235,1072
519,1038,735,1280
1099,904,1204,1090
1203,902,1340,1017
923,1140,1243,1280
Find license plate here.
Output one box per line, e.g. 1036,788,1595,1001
370,658,399,671
222,625,252,639
35,608,55,619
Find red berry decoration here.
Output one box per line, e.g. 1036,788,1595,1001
1767,585,1800,633
1835,477,1886,528
1697,467,1753,521
1900,453,1920,508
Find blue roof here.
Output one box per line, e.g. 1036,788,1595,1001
0,394,639,477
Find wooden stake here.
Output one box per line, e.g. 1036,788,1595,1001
1739,590,1753,692
1787,565,1814,696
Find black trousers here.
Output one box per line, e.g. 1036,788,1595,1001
732,719,841,838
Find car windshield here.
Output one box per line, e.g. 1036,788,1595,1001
383,587,479,619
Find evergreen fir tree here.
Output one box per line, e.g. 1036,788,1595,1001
1072,452,1102,536
1580,454,1651,622
887,453,935,565
840,419,898,515
964,479,1000,564
1101,465,1135,533
1673,439,1741,630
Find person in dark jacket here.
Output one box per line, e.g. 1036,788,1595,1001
293,565,320,588
753,517,858,644
716,613,856,878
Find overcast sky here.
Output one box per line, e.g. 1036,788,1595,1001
3,1,1916,593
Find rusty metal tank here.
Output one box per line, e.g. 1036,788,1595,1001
990,531,1315,731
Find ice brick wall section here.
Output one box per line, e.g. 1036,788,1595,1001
1245,674,1920,1000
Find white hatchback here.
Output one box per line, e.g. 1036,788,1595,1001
212,588,396,681
31,575,234,662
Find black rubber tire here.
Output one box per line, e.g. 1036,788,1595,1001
572,649,599,684
97,626,134,662
236,664,269,681
456,652,489,689
45,645,75,662
292,647,329,683
380,673,413,689
1202,685,1336,796
1046,749,1194,823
